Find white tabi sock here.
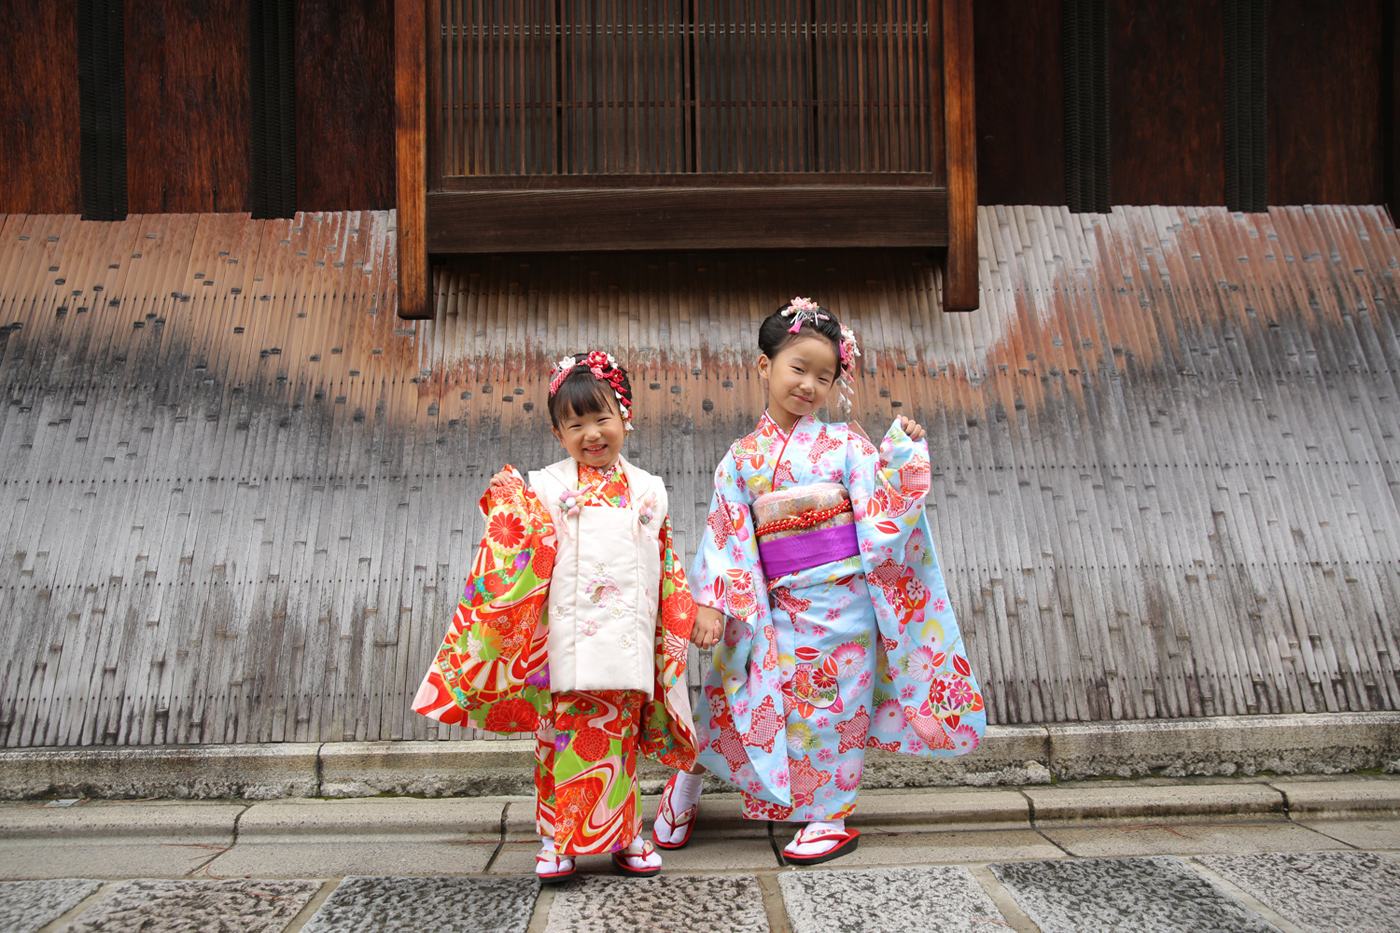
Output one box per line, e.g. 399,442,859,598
619,834,662,870
655,771,705,845
671,771,704,812
536,834,575,876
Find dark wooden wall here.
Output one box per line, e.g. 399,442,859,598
296,0,395,210
974,0,1065,206
0,2,1392,216
976,0,1390,208
1110,0,1224,205
0,0,82,214
0,0,395,216
1269,0,1385,205
126,0,251,213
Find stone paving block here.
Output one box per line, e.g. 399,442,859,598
1023,782,1283,823
0,840,234,879
299,875,537,933
236,796,507,837
647,837,779,872
779,865,1009,933
0,744,319,800
1298,818,1400,850
806,828,1063,866
0,800,244,838
1272,778,1400,817
638,793,769,838
1045,713,1400,780
544,874,769,933
490,837,779,876
63,878,321,933
989,855,1281,933
203,838,496,877
1197,850,1400,933
846,788,1030,831
0,879,103,933
318,740,537,797
1042,820,1346,858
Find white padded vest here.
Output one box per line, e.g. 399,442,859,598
529,457,666,692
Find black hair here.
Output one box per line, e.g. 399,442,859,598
547,353,633,428
758,302,845,369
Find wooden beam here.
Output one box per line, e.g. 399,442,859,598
426,187,950,253
1386,0,1400,225
394,0,429,319
942,0,979,311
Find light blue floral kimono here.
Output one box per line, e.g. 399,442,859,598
691,412,985,821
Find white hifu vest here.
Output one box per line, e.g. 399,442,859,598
529,457,666,693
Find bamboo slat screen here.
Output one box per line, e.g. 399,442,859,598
437,0,940,178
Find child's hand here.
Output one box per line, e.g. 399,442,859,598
692,606,725,649
898,416,927,442
489,469,515,488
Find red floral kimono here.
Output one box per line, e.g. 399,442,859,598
413,462,696,855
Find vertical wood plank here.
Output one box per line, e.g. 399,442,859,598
396,0,430,319
125,0,250,213
0,0,81,213
941,0,978,310
427,0,443,189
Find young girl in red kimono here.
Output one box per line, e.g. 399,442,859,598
653,299,985,865
413,352,696,882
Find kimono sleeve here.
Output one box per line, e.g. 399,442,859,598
846,418,934,644
411,466,555,733
639,515,698,769
687,450,764,625
848,423,988,759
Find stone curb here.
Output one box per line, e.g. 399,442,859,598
1,778,1397,843
0,712,1395,800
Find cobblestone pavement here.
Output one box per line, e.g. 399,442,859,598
3,778,1397,932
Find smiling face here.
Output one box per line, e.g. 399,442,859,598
551,393,626,469
758,334,840,432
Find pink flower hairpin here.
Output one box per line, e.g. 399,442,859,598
782,296,830,334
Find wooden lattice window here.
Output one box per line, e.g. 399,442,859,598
435,2,941,178
406,0,978,312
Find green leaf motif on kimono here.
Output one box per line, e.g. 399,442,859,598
872,688,893,705
852,632,871,648
518,684,551,716
461,622,503,662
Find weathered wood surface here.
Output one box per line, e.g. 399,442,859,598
0,0,81,215
0,204,1398,747
125,0,251,213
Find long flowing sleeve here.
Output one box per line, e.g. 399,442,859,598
688,451,773,702
411,466,555,733
639,515,699,768
847,420,988,757
689,447,789,802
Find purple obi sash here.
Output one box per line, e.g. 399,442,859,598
758,523,860,579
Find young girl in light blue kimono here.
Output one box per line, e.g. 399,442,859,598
652,298,986,864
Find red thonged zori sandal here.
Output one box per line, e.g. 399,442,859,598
782,826,861,866
535,849,577,884
611,838,662,878
652,772,698,850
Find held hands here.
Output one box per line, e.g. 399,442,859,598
898,415,927,442
691,606,725,649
